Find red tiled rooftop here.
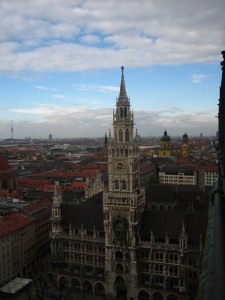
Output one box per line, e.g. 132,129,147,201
94,152,107,158
31,169,97,178
0,211,33,238
23,198,52,214
71,181,86,188
0,154,12,170
194,164,218,172
140,161,152,172
40,198,53,208
97,163,108,171
174,159,195,166
17,178,52,185
71,163,97,170
0,189,20,198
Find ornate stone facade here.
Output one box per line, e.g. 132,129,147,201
85,171,104,199
103,66,145,299
50,68,208,300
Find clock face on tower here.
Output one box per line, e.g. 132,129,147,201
117,162,124,170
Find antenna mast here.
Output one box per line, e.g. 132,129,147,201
11,121,13,140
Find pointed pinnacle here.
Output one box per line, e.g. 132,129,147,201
118,66,128,102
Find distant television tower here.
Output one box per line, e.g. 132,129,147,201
11,121,13,139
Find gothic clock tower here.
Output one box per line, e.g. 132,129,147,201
103,67,145,299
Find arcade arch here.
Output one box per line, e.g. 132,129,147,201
94,282,105,295
138,290,150,300
152,292,164,300
114,276,127,299
59,276,69,288
83,280,93,294
70,278,81,291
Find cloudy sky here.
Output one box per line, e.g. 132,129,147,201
0,0,224,140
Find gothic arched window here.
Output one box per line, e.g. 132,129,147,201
125,129,129,142
119,129,123,142
122,180,126,190
116,264,123,273
120,108,123,117
124,107,127,117
120,148,123,157
115,180,119,189
115,251,123,260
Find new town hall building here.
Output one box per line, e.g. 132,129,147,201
50,68,208,300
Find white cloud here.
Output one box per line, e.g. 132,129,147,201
1,104,217,139
80,35,101,44
0,0,221,139
9,104,84,117
73,84,119,93
99,86,119,92
34,85,50,90
52,94,65,99
192,74,207,83
0,0,224,73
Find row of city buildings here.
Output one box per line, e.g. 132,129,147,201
0,64,222,299
0,196,52,286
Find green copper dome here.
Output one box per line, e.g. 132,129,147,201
161,130,171,141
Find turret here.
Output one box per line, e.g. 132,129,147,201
103,132,108,153
51,182,63,236
182,132,189,158
198,150,205,192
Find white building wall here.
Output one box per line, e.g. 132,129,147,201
205,171,218,186
159,172,197,185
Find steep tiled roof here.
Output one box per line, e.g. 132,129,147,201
186,211,208,245
140,210,185,239
61,192,103,230
31,169,97,178
0,211,33,237
141,184,208,245
0,154,11,170
23,198,52,214
145,184,176,204
161,164,195,175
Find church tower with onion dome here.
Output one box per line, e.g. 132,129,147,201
160,130,171,149
103,67,145,299
182,132,189,158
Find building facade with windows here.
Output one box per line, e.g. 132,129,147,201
50,68,208,300
159,165,196,185
159,164,218,187
0,211,35,286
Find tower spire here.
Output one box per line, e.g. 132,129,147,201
118,66,129,102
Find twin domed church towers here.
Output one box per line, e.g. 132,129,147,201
103,66,145,297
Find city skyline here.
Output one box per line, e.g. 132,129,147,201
0,0,224,139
